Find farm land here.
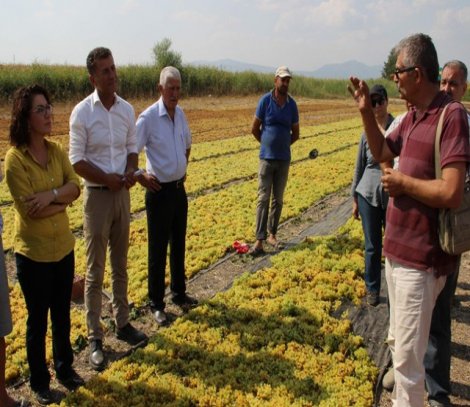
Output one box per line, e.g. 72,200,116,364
0,96,468,406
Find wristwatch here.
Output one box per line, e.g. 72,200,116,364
134,168,144,177
52,188,59,202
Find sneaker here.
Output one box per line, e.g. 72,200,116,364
367,291,379,306
89,339,106,371
382,367,395,391
57,368,85,391
116,323,148,345
33,389,54,405
171,294,198,308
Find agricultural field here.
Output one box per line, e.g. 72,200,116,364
1,96,468,406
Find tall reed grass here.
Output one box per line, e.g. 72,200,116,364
0,63,420,102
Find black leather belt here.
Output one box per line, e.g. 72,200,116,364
87,186,110,190
160,178,185,189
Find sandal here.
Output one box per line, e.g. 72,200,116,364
248,246,265,256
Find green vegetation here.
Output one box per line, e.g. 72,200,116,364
0,63,401,102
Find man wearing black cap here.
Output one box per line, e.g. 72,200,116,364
250,66,299,254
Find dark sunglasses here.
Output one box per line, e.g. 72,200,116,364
371,98,385,108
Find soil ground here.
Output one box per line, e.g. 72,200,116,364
3,96,469,406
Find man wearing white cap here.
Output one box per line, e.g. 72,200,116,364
250,66,299,254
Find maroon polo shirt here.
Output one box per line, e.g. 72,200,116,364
385,91,470,276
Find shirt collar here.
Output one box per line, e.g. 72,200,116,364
157,97,174,118
270,89,291,104
425,91,453,116
18,138,51,154
92,89,119,106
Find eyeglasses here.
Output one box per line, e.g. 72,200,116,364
31,104,53,116
371,98,385,108
393,66,417,79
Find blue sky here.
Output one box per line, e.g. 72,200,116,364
2,0,469,71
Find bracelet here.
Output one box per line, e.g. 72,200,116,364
52,188,59,202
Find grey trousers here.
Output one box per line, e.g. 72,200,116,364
83,187,130,341
255,159,290,240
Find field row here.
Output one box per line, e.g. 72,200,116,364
0,119,363,251
63,219,375,407
4,118,361,384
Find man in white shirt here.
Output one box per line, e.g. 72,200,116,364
69,47,146,371
136,66,197,325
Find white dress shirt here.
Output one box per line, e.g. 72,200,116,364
69,89,137,186
136,97,191,183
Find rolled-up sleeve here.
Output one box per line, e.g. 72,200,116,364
69,105,87,165
136,113,148,153
126,107,138,155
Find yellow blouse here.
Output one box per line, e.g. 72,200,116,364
5,140,80,262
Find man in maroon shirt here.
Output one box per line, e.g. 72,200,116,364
350,33,469,407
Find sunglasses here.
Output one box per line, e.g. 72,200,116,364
371,98,385,108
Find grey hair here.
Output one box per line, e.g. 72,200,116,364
159,66,181,87
394,33,439,84
442,60,468,82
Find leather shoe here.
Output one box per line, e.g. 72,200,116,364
153,310,167,325
428,398,451,407
116,323,148,345
89,339,106,371
366,291,379,306
33,389,54,405
172,294,198,308
57,368,85,391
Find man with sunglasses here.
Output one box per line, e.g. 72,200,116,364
350,34,469,407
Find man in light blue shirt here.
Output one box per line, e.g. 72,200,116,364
136,66,197,325
250,66,299,254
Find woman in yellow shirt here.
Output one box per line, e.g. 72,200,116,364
5,85,81,405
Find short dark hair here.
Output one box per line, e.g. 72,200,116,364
86,47,113,75
442,60,468,82
394,33,439,84
9,84,51,147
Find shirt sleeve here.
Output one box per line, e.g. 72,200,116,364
126,105,138,155
4,149,34,218
440,103,470,168
292,100,299,125
351,134,366,196
136,113,148,153
69,105,87,165
58,144,81,188
255,95,266,122
182,111,191,149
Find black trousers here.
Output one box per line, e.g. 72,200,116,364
146,184,187,310
16,251,74,392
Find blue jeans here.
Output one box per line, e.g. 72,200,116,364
255,159,290,240
16,251,75,392
424,260,460,403
357,194,386,294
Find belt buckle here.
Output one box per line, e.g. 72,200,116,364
176,179,184,188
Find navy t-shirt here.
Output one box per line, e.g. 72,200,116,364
255,91,299,161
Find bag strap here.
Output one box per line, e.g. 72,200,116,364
434,103,451,179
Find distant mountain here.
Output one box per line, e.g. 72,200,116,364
188,58,382,79
190,58,275,74
306,60,382,79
